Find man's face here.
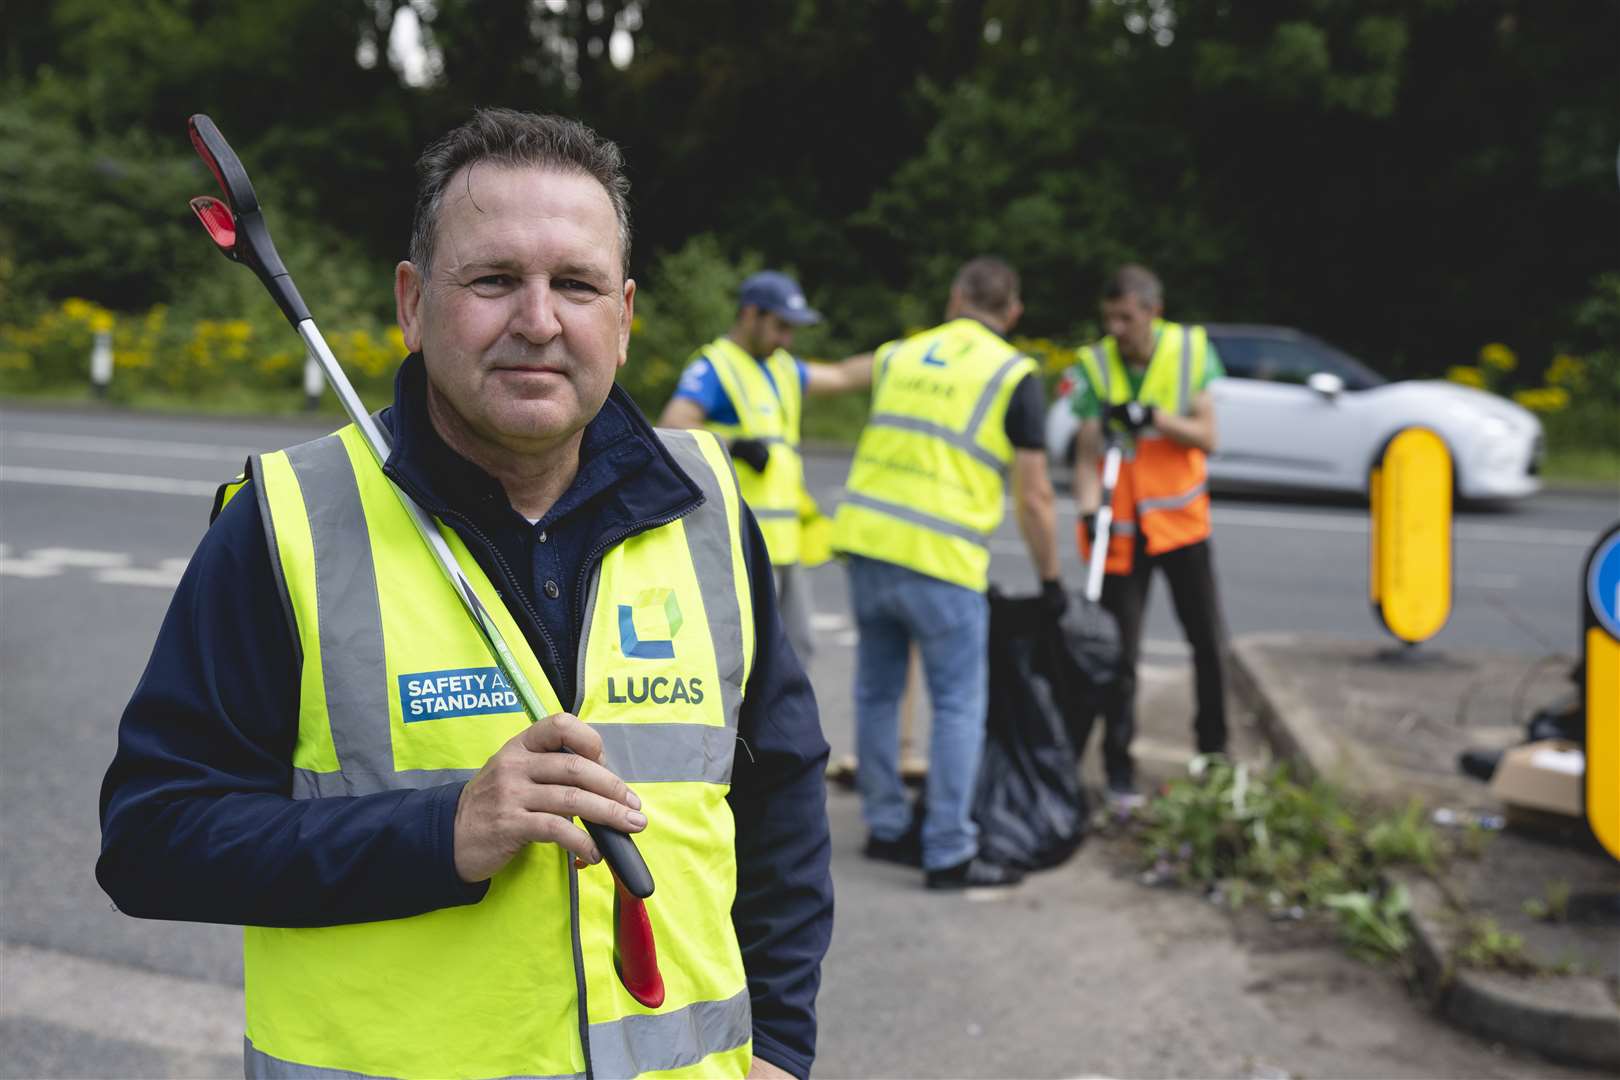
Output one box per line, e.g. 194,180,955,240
738,307,795,358
1100,295,1160,364
395,164,634,456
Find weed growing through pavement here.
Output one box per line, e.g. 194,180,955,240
1521,879,1571,923
1125,756,1474,962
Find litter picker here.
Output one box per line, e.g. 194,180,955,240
184,114,663,1006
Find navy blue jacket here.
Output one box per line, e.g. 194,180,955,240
97,356,834,1078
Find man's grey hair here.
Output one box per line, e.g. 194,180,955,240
1101,264,1163,308
951,255,1020,315
408,107,632,279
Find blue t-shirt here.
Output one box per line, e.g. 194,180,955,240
674,351,810,426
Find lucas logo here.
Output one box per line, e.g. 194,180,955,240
609,588,704,706
399,667,520,722
618,588,682,659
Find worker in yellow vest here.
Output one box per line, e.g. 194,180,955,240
1071,264,1229,809
97,109,832,1080
832,256,1063,889
659,272,872,661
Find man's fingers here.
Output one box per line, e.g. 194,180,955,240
518,712,604,762
520,781,648,834
513,811,601,864
524,741,642,811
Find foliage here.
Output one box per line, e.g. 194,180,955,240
1521,880,1571,923
1455,916,1538,975
2,0,1617,420
1135,758,1457,960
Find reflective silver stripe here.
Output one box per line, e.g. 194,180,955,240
964,354,1028,439
656,430,748,737
284,435,391,798
246,1037,582,1079
588,987,751,1079
292,766,476,798
841,491,989,546
1137,479,1208,514
750,506,798,520
1111,519,1139,537
1089,345,1110,399
1179,325,1192,415
595,723,737,784
866,413,1005,472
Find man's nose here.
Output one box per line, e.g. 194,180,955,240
510,280,562,344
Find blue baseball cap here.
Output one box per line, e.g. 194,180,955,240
738,271,822,326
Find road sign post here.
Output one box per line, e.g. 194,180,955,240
1369,426,1453,647
1584,522,1620,862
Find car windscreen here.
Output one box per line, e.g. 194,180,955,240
1211,333,1386,391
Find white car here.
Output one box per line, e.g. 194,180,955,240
1045,324,1544,501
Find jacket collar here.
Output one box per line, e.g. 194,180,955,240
379,353,704,536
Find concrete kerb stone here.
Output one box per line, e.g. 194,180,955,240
1229,632,1620,1072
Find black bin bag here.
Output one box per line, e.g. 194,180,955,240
973,589,1120,872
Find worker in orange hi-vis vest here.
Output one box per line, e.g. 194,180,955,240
1070,264,1229,810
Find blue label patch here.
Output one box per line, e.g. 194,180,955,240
399,666,520,722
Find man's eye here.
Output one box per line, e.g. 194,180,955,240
556,278,600,294
471,274,513,288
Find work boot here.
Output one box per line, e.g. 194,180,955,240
863,832,922,867
1457,747,1503,783
925,857,1023,890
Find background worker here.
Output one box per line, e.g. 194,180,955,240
832,255,1062,890
659,271,872,661
97,109,831,1080
1072,263,1229,809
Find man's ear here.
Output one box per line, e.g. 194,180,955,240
395,261,424,353
617,278,636,369
1004,297,1025,334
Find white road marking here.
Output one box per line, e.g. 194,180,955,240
0,546,183,588
0,941,241,1061
811,612,852,632
0,465,218,497
28,547,131,568
5,431,262,462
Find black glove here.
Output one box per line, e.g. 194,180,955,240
1106,401,1153,433
1039,578,1069,618
729,438,771,472
1079,513,1098,545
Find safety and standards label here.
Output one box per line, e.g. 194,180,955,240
1584,524,1620,862
1369,427,1453,644
398,666,521,722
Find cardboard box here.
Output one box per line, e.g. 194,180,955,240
1490,739,1585,817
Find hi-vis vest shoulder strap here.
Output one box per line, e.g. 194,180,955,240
225,424,755,1080
697,336,804,567
1075,321,1212,575
831,318,1036,592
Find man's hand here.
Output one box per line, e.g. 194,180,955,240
1106,401,1153,433
453,714,646,883
747,1056,794,1079
729,437,772,472
1039,578,1069,618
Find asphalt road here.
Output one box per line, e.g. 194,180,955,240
1,402,1612,1078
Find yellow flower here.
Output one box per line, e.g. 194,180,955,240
89,311,115,334
1478,342,1517,372
386,326,406,355
1545,354,1586,389
1512,387,1569,413
1446,365,1485,388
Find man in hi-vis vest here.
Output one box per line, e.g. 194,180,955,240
832,256,1063,890
658,272,872,662
1071,264,1229,809
97,109,832,1080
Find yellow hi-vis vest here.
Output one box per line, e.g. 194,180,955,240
831,318,1037,592
696,336,804,567
1075,320,1213,575
222,424,756,1080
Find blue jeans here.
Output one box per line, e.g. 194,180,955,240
847,555,990,871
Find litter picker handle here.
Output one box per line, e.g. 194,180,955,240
187,114,310,327
1084,441,1123,603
